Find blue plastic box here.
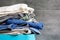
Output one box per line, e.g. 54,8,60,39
0,34,35,40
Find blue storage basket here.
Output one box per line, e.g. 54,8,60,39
0,34,35,40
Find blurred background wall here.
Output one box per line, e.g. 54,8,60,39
0,0,60,40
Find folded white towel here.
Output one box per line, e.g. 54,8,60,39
0,3,34,15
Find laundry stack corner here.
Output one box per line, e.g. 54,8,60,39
0,3,44,40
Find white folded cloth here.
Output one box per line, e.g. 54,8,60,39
4,27,31,35
0,3,34,17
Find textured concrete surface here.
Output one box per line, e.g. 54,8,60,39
35,10,60,40
0,0,60,40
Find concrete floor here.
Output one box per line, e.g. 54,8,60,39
35,10,60,40
0,0,60,40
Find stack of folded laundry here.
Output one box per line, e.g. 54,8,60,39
0,3,44,35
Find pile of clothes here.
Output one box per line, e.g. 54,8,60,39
0,3,44,35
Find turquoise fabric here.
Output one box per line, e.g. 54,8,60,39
0,34,35,40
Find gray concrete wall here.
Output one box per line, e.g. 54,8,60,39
0,0,60,40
